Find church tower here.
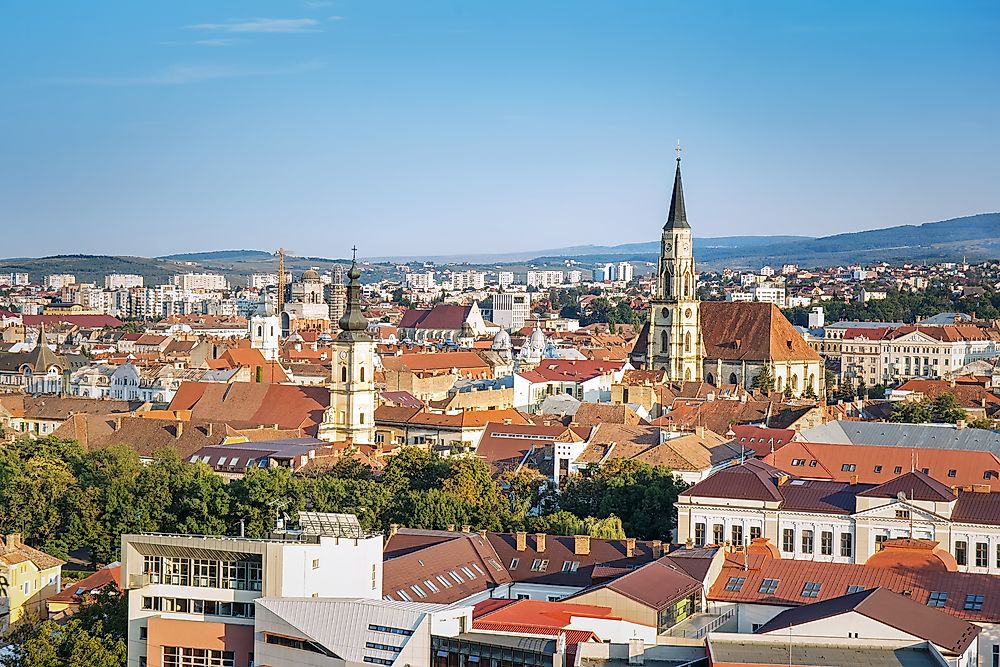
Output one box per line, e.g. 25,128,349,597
648,149,703,382
318,250,376,444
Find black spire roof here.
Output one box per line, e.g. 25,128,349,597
663,156,689,231
337,247,372,342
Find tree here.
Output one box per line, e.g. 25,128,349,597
929,392,967,424
750,366,774,394
560,459,687,540
890,399,932,424
835,377,856,403
968,417,995,430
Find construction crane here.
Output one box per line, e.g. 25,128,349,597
274,247,287,316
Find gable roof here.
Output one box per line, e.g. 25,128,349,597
856,470,957,502
800,420,1000,453
681,459,786,502
595,558,702,610
168,381,329,435
700,301,821,363
399,305,473,331
754,587,981,656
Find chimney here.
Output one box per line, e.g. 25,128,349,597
114,416,122,431
175,420,184,439
574,534,591,556
447,524,456,532
515,531,527,552
6,533,21,549
956,419,966,430
461,524,471,533
777,474,791,486
850,474,858,485
535,533,546,553
695,425,705,438
479,529,488,540
389,523,399,538
625,537,636,557
206,422,213,437
650,540,663,558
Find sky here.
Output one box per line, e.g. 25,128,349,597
1,1,998,259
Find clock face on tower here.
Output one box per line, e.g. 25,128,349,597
665,242,672,253
339,351,348,360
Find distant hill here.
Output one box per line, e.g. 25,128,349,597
2,213,997,281
158,249,274,261
522,213,1000,269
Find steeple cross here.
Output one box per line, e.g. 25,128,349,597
675,141,683,163
352,245,358,262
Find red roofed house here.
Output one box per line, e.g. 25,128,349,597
397,303,487,342
168,381,329,436
472,598,656,646
47,563,123,620
514,360,630,413
677,458,1000,577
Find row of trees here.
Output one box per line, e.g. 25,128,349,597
785,287,1000,327
888,391,992,427
0,437,688,565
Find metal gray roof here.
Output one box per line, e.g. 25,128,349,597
800,420,1000,454
708,641,944,667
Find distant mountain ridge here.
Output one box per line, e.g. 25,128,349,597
1,213,997,281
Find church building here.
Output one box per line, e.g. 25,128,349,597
318,253,376,444
636,151,823,398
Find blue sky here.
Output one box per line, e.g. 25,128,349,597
1,1,998,259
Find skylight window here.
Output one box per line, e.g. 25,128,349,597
724,576,745,592
927,591,947,607
801,582,821,598
846,585,865,594
758,578,779,594
965,594,984,611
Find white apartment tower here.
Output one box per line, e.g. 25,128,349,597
648,152,703,382
319,253,376,444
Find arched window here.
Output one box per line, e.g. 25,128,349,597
683,274,690,298
660,330,669,353
791,374,799,391
684,367,692,381
776,376,783,392
360,366,366,382
684,331,691,353
341,366,347,382
706,373,715,386
729,372,739,385
809,373,816,392
359,413,365,424
256,326,263,337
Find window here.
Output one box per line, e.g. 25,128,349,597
841,463,856,472
894,466,903,474
873,465,882,473
948,469,957,478
396,589,413,602
820,531,833,556
955,541,968,566
791,459,806,466
162,648,235,667
731,525,744,547
840,533,853,558
922,467,929,475
530,560,548,572
927,591,948,607
965,594,984,611
368,624,414,637
782,529,794,553
977,542,989,568
801,530,814,554
509,558,519,569
993,645,999,667
801,582,821,598
561,561,580,573
694,523,706,547
713,524,724,545
749,526,762,541
875,534,888,552
139,626,148,640
450,570,464,583
895,509,910,519
724,576,745,592
460,566,476,579
758,578,779,594
410,584,427,598
846,585,865,594
436,575,452,589
311,559,319,569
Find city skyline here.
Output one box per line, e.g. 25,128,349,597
1,1,998,258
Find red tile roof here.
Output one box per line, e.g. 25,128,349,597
399,305,473,331
708,540,1000,624
22,314,124,328
700,302,821,363
168,382,329,435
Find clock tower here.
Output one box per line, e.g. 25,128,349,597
648,148,703,382
319,249,376,444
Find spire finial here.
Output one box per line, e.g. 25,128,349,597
676,140,682,164
351,245,358,263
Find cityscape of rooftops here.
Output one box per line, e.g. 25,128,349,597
0,2,999,666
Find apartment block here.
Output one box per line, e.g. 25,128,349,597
121,513,383,667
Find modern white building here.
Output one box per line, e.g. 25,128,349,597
106,274,145,290
405,271,436,291
491,291,530,332
121,513,383,667
526,270,564,289
44,273,76,290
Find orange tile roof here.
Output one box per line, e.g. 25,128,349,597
700,301,820,363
